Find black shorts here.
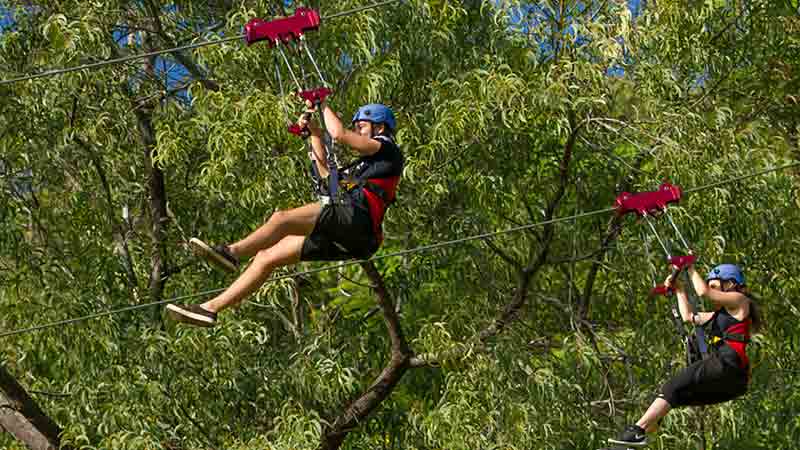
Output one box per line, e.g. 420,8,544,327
301,195,380,261
659,352,748,407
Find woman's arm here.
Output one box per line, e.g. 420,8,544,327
322,103,381,156
688,265,748,309
670,274,714,325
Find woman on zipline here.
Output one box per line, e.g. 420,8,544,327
166,101,403,327
608,263,760,447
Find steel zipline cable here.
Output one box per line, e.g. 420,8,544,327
683,162,800,194
0,0,404,86
0,161,797,339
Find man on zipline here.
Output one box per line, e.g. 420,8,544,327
166,101,403,327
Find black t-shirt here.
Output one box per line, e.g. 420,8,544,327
342,135,404,181
341,135,404,207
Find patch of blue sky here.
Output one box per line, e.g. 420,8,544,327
693,68,709,89
155,57,191,85
338,50,353,66
112,25,136,46
629,0,644,18
606,64,625,77
507,0,645,35
506,1,647,72
508,2,551,35
152,64,192,106
118,2,220,105
1,3,15,32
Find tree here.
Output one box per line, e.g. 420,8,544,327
1,0,798,449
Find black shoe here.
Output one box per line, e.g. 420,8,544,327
189,238,239,273
608,425,647,447
166,304,218,327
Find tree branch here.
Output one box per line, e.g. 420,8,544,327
546,248,606,265
576,151,647,320
74,136,139,293
317,262,413,450
480,111,580,340
290,277,306,339
129,42,170,310
479,268,534,342
483,239,523,270
143,0,219,91
28,391,71,399
0,365,74,450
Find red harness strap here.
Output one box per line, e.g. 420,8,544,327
361,176,400,243
724,319,751,368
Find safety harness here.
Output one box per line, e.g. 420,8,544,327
707,310,751,370
338,138,401,242
305,134,400,245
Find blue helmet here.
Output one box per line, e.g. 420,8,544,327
351,104,396,131
706,264,745,285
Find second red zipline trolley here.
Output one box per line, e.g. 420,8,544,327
614,182,708,365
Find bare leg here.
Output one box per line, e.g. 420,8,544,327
202,235,305,313
636,397,671,432
229,202,321,259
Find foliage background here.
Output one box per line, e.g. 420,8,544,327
1,0,799,449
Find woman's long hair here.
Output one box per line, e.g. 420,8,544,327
747,296,762,332
737,284,762,332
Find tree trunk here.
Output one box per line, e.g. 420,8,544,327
317,262,411,450
136,106,169,306
76,136,139,296
0,366,73,450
